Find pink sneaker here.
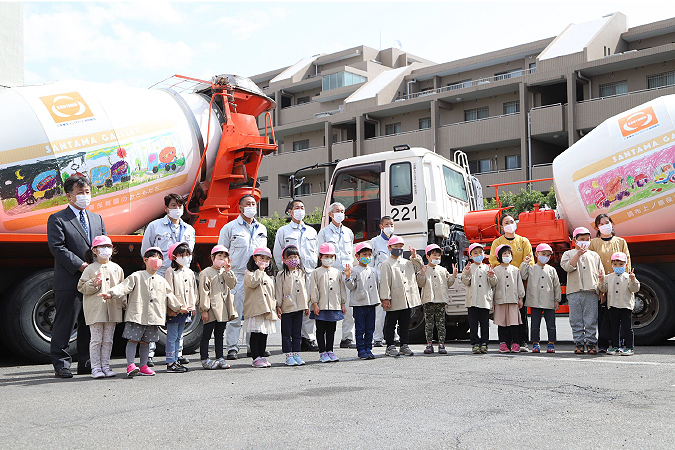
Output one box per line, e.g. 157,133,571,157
261,357,272,367
252,357,266,368
498,343,509,353
126,363,140,378
511,343,521,353
139,365,155,376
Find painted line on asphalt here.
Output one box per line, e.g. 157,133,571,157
526,355,675,367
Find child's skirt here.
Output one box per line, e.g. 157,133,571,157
245,314,277,335
493,303,522,327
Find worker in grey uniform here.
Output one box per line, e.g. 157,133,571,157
273,199,319,351
369,215,398,347
217,194,268,360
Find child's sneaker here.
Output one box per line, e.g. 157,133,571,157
91,368,105,379
606,347,620,355
166,362,188,373
598,347,607,354
102,367,116,377
327,351,339,362
546,343,555,353
587,345,597,355
252,357,267,368
399,345,414,356
385,345,400,357
139,365,155,376
438,344,447,355
532,342,541,353
480,344,488,354
366,350,376,359
574,345,584,354
215,357,230,369
519,343,530,352
126,363,140,378
293,353,306,366
319,352,331,363
621,348,634,356
358,350,369,359
511,343,521,353
260,357,272,367
472,344,481,354
285,354,299,366
498,343,509,353
201,358,218,370
424,344,434,354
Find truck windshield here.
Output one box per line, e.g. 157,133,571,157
331,167,380,211
443,166,468,202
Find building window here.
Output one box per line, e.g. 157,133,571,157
322,71,367,91
469,159,492,174
292,139,310,152
385,123,401,136
297,96,310,104
294,184,310,197
599,80,627,97
529,62,536,73
447,80,472,90
333,134,338,144
258,176,268,183
464,107,489,122
495,69,524,80
390,162,413,205
419,117,431,130
259,198,269,217
505,155,521,170
647,71,675,89
503,101,520,115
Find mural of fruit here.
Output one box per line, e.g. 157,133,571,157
117,147,127,159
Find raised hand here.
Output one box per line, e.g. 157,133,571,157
598,270,605,283
421,264,428,275
93,272,103,287
224,260,231,272
452,263,458,277
463,262,472,275
629,268,636,281
488,265,495,277
344,264,352,280
409,246,416,257
524,255,531,264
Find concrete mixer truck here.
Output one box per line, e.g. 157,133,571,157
464,93,675,345
0,75,277,361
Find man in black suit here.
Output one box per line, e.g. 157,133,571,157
47,175,107,378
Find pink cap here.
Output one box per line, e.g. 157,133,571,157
167,241,187,260
253,247,272,258
388,235,405,246
573,227,591,238
144,246,163,257
495,244,508,254
467,243,484,254
425,244,441,254
611,251,627,262
355,242,372,254
91,235,112,249
536,243,552,253
319,242,336,255
211,244,229,255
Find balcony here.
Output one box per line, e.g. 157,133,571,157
530,103,566,136
576,84,675,130
332,140,355,161
261,146,328,175
278,101,322,125
531,164,554,192
474,168,526,195
439,113,521,149
362,129,434,155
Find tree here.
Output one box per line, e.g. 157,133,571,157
483,186,556,217
259,207,322,252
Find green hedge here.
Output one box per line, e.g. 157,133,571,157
260,207,323,251
483,186,557,217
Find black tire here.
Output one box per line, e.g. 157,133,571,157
2,269,77,362
154,318,203,356
408,305,426,343
152,167,158,174
632,265,675,345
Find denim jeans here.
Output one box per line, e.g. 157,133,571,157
530,307,556,343
281,310,303,353
353,305,376,353
166,321,186,364
567,291,599,345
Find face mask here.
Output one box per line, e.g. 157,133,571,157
390,248,404,257
472,255,484,263
502,255,513,264
168,207,183,220
359,256,372,265
322,257,335,267
332,212,345,224
242,206,257,219
258,261,269,269
147,257,162,270
503,223,517,234
75,194,91,209
213,259,226,269
285,258,300,269
383,226,394,237
430,258,441,266
599,223,613,235
176,256,191,268
96,247,113,259
613,266,626,275
576,240,590,250
538,255,550,264
292,209,305,221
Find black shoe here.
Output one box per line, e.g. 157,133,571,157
246,350,252,358
55,368,73,378
146,357,155,368
373,340,383,347
301,338,319,352
226,350,238,360
167,362,188,373
263,350,271,357
340,339,356,349
177,356,190,365
76,364,91,375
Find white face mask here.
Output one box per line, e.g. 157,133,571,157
576,240,590,250
502,255,513,264
332,212,345,224
430,258,441,266
322,257,335,267
599,223,613,235
96,247,112,259
176,256,191,267
503,223,517,234
242,206,257,219
75,194,91,209
383,226,395,237
538,255,550,264
168,207,183,220
292,209,305,221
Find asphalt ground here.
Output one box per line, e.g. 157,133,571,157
2,317,675,449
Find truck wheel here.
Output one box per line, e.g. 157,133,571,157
154,317,203,356
632,265,675,345
2,270,76,362
407,305,426,343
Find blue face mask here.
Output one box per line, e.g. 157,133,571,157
613,266,626,275
472,254,484,263
359,256,372,265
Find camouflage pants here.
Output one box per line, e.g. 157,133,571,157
423,302,446,343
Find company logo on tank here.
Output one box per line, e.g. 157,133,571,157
39,92,94,124
618,106,659,138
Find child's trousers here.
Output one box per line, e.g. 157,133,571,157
353,305,376,353
423,302,446,343
468,306,489,345
608,307,634,349
201,321,226,360
567,291,599,345
89,322,116,370
384,308,411,346
530,307,556,343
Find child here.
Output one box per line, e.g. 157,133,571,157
521,243,561,353
164,242,197,373
561,227,604,355
598,252,639,356
461,243,497,354
345,242,379,360
379,236,423,357
77,235,124,378
493,245,525,353
100,247,184,377
198,245,238,369
275,245,309,366
417,244,457,355
309,242,347,363
244,247,278,368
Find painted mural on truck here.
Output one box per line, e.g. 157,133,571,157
0,131,186,215
577,143,675,218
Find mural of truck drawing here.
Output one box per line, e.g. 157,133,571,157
0,163,64,213
147,146,186,174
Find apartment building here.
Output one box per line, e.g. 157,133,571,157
0,2,23,89
251,12,675,217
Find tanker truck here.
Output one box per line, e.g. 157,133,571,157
464,93,675,344
0,75,277,361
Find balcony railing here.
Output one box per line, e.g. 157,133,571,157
439,111,520,128
314,105,344,118
578,83,675,103
279,191,327,200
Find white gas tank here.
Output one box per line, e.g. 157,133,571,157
553,94,675,237
0,80,221,235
